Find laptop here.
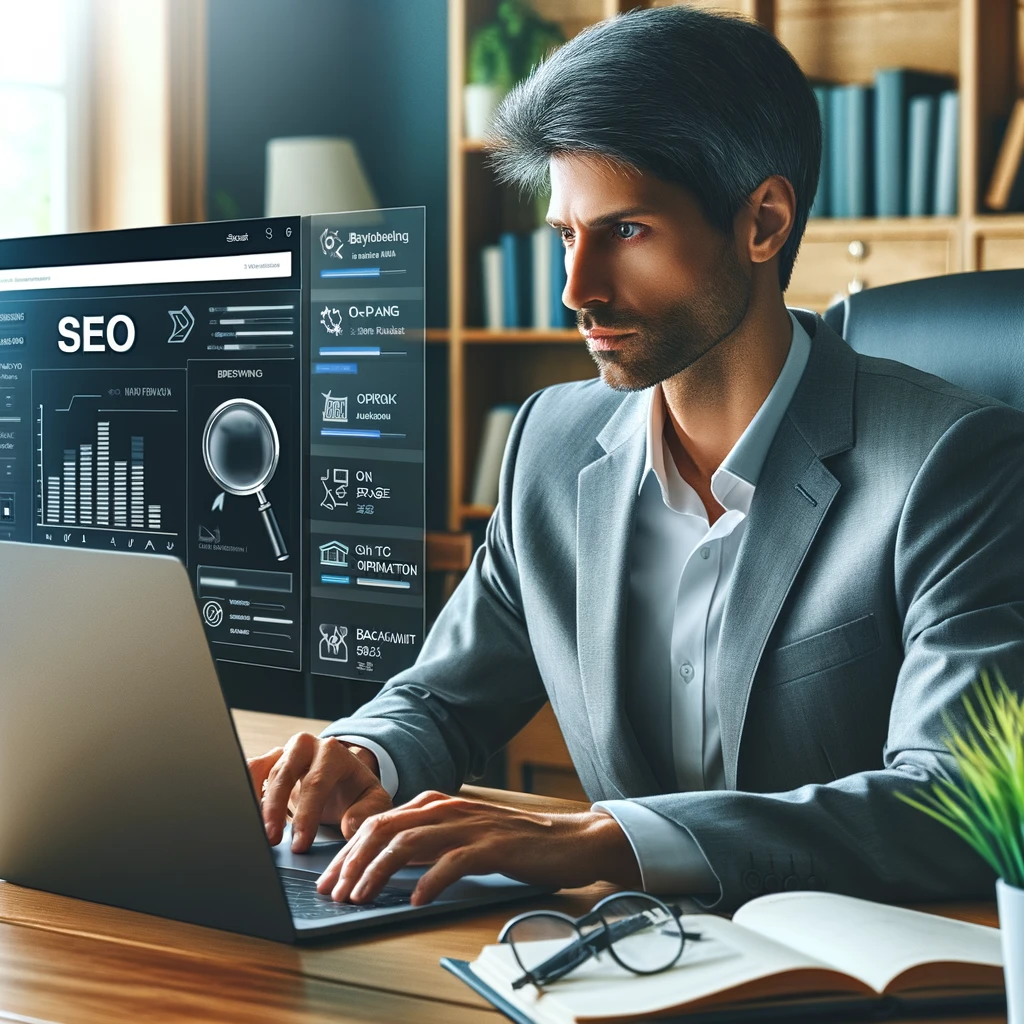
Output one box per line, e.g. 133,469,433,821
0,541,551,942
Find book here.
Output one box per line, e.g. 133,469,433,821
828,86,849,217
873,69,955,217
442,891,1004,1024
500,232,532,329
809,85,830,218
985,97,1024,211
907,94,938,216
481,244,504,330
531,226,551,330
934,90,959,216
845,84,873,218
548,227,572,328
470,404,519,508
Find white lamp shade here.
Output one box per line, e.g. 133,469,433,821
264,137,380,216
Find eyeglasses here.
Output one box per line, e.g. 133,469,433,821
497,891,704,991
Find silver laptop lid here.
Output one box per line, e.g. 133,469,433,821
0,542,294,942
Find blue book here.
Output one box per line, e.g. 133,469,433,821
933,91,959,216
846,85,874,218
499,232,531,329
907,94,939,216
874,70,907,216
873,70,954,217
549,226,572,328
829,86,849,217
810,85,831,217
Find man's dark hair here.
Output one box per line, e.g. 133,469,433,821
488,6,820,292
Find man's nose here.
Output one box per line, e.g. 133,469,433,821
561,238,613,314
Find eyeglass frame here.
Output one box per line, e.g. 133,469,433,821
497,890,703,991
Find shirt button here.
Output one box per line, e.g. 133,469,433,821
679,662,694,681
699,546,711,559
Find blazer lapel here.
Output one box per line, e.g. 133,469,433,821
716,315,857,788
576,392,660,798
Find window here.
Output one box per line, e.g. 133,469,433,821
0,1,74,238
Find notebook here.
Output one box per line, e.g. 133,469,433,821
442,891,1005,1023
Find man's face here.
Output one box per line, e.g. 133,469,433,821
547,153,751,391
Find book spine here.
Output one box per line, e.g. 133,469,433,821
847,85,873,218
470,405,519,508
874,69,906,217
829,86,849,218
481,245,504,330
933,91,959,216
500,233,519,329
907,94,938,216
531,227,551,330
549,226,571,328
810,85,831,218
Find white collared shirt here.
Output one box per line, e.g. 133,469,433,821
594,311,812,893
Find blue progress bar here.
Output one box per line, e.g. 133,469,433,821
321,428,381,438
314,363,358,374
320,347,380,357
321,574,351,585
320,268,380,278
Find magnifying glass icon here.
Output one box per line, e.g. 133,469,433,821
202,398,288,561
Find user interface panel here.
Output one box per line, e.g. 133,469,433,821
0,209,425,685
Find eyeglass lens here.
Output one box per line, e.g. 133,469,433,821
595,894,685,974
504,913,585,979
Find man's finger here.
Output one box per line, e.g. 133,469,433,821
412,847,481,906
288,740,354,850
246,746,284,798
339,783,393,839
262,733,317,845
340,825,458,904
332,803,458,887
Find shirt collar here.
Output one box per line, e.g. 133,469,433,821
641,310,812,516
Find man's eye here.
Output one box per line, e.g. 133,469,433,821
615,222,642,240
558,227,574,244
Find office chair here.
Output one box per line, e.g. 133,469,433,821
823,269,1024,409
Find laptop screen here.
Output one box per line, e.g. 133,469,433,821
0,210,426,692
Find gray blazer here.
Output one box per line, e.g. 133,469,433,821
325,310,1024,910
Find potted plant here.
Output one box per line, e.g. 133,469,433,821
897,671,1024,1022
464,0,564,141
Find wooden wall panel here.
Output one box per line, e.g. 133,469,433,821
778,0,959,84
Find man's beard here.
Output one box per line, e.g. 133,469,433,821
581,240,752,392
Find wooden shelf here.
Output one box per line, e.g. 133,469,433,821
425,328,449,342
460,328,579,343
459,503,495,520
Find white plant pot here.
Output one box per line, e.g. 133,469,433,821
998,879,1024,1023
464,83,504,141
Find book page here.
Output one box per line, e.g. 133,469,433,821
469,912,873,1024
733,892,1002,995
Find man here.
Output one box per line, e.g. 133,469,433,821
250,6,1024,910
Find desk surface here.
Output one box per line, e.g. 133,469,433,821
0,709,1002,1023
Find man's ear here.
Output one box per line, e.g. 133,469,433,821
737,174,796,267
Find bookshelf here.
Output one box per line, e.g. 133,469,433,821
446,0,1024,794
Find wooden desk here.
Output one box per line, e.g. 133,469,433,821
0,710,1002,1023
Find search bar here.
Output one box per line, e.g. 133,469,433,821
0,251,293,292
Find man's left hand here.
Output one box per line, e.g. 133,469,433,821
315,790,642,906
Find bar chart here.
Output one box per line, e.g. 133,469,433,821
34,369,186,542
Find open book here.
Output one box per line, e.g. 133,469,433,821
442,891,1003,1024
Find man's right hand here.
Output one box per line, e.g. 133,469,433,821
247,732,393,853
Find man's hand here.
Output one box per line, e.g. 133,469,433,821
247,732,392,852
315,791,642,906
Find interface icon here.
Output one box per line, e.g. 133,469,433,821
167,305,195,343
319,624,349,662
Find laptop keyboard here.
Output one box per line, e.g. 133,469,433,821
279,869,413,920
